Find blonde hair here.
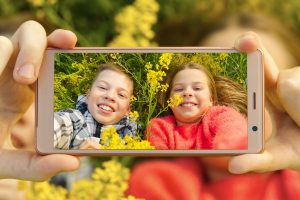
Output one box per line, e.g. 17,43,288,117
160,62,217,108
160,62,247,115
214,75,247,115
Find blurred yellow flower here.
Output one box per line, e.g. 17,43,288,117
109,0,159,47
19,160,141,200
18,180,67,200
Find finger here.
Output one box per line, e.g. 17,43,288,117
229,152,276,174
81,140,99,149
0,36,13,76
228,136,300,173
79,142,88,150
47,29,77,49
90,142,100,149
264,106,273,141
234,32,284,111
10,20,47,84
0,150,80,181
277,67,300,127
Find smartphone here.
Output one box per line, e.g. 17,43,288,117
36,47,264,155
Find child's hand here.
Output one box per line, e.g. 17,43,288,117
80,139,101,150
0,21,80,181
229,32,300,173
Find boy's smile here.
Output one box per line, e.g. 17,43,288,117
98,103,115,113
86,69,132,125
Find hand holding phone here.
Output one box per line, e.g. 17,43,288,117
0,21,79,181
229,33,300,174
37,47,264,155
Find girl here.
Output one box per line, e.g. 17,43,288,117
54,63,139,150
127,12,300,200
147,62,247,150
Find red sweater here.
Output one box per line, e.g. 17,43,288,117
127,158,300,200
147,106,247,149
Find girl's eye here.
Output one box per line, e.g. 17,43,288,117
118,93,127,98
174,88,183,92
194,87,203,91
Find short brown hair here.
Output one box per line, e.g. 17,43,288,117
91,63,134,94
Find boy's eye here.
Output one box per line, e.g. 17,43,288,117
98,86,107,90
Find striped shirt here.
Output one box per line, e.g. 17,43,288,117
54,95,139,149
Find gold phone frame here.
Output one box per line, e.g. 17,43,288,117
36,47,264,155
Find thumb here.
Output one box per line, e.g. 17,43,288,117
0,150,80,181
228,137,296,174
234,32,284,112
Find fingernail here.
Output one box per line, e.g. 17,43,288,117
235,34,258,51
241,34,255,42
17,64,35,79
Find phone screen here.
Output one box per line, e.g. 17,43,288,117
37,48,263,155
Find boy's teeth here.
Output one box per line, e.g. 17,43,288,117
99,105,113,111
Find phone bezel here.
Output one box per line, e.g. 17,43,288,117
36,47,264,155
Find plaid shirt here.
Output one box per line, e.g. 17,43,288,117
54,95,139,149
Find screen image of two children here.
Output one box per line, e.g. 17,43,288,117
53,52,248,150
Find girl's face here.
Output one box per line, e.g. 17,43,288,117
86,70,132,125
170,68,212,126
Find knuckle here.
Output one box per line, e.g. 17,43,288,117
277,70,300,95
20,42,44,52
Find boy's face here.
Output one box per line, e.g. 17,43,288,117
170,69,212,126
86,70,132,125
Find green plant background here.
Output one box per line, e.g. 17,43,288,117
1,0,300,46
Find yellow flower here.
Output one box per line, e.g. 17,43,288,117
100,127,119,146
109,0,159,47
167,94,183,108
130,95,137,102
69,180,102,200
19,181,67,200
129,111,139,122
160,83,169,92
18,160,141,199
219,53,229,61
145,62,153,71
159,53,173,70
99,127,155,150
70,160,135,200
110,53,120,60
